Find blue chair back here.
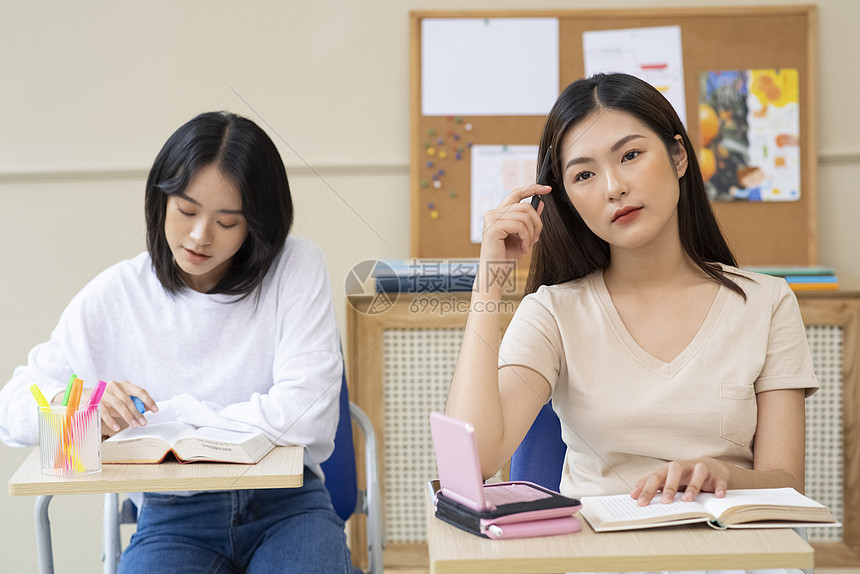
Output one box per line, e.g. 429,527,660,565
320,373,359,521
509,401,566,491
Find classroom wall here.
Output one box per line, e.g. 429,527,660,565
1,1,857,571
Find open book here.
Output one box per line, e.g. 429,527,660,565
579,488,838,532
102,421,276,464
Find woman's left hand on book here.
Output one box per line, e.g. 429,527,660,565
630,457,731,506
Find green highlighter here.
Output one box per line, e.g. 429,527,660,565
61,374,76,406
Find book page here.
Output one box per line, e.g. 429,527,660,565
173,427,274,463
188,427,264,444
700,488,826,519
105,421,195,445
586,492,708,521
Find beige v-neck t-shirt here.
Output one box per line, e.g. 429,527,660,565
498,267,819,498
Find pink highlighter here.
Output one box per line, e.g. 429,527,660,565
86,380,108,408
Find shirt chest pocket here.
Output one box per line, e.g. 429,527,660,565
720,385,757,446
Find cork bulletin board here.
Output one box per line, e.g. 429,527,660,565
409,6,818,266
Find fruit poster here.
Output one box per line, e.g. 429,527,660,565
698,69,800,202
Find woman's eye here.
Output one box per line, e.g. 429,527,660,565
218,221,237,230
622,150,640,161
178,207,195,217
574,171,594,182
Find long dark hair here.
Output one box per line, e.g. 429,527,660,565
145,111,293,298
526,73,745,299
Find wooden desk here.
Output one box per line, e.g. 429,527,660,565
8,446,304,574
425,496,814,574
8,445,304,495
347,286,860,569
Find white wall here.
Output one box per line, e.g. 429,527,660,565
1,1,858,571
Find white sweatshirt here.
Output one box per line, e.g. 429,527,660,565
0,236,342,475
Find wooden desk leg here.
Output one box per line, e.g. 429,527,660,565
34,495,54,574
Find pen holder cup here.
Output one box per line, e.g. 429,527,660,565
37,404,101,476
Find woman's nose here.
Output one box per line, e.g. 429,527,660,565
604,170,629,201
189,218,213,245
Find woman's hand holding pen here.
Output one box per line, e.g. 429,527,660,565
630,457,732,506
92,380,158,436
480,184,550,264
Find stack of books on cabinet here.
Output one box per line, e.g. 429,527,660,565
373,259,479,293
747,266,839,291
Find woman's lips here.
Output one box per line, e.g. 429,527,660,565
612,206,642,224
183,247,211,264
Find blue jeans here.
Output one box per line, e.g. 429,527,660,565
118,468,352,574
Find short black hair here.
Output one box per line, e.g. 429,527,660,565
145,111,293,297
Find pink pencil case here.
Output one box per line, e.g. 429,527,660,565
431,480,582,539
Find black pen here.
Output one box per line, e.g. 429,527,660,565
531,146,552,210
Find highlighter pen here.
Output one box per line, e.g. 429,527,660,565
67,379,83,412
30,384,51,409
130,396,146,415
531,146,553,210
86,380,108,409
61,373,77,406
59,379,83,472
32,384,69,466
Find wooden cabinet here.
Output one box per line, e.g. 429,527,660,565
345,288,860,569
795,291,860,566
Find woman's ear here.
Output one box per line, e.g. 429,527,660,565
673,135,688,178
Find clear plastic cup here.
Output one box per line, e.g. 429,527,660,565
37,404,101,476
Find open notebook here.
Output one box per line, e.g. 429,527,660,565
429,411,582,539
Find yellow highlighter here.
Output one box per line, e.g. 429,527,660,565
30,384,51,409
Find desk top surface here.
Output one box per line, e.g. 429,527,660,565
8,445,304,496
425,495,814,574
